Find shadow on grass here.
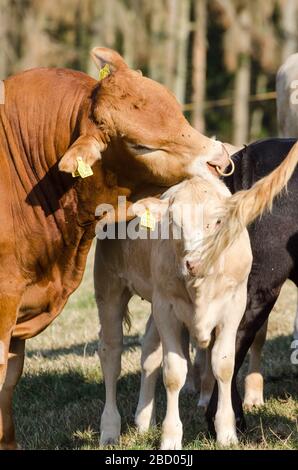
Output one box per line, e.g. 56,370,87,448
25,335,142,359
15,334,297,449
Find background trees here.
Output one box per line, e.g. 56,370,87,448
0,0,298,144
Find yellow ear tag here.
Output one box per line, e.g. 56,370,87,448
140,208,156,231
99,63,111,81
72,157,93,179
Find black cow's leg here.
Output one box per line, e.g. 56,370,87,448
206,293,280,436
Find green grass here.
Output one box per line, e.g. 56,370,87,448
14,247,298,450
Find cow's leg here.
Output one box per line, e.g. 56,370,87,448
243,320,267,409
0,338,25,450
198,344,215,409
153,300,187,450
0,295,21,388
135,315,162,432
97,289,130,446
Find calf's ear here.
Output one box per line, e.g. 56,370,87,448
91,47,128,73
132,197,169,222
58,135,106,174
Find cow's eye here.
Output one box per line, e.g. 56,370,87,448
128,142,156,154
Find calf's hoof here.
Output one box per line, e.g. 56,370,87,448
100,411,121,446
161,421,182,450
100,431,120,446
216,430,238,447
160,436,182,450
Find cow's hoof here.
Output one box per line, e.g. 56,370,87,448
243,395,264,410
244,373,264,410
0,441,19,450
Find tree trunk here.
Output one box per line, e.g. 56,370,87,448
0,0,9,78
102,0,116,48
87,0,114,75
122,1,139,68
250,74,267,141
149,0,166,83
174,0,191,103
232,53,251,146
191,0,207,133
164,0,178,90
281,0,298,61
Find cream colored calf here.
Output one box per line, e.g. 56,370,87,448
95,175,252,449
95,144,298,449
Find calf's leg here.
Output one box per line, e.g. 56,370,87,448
211,325,238,446
243,319,267,409
135,315,162,432
97,289,130,446
153,300,187,450
0,338,25,450
206,293,279,434
210,284,249,446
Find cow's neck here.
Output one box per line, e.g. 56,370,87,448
2,70,105,283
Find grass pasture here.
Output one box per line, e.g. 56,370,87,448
14,247,298,450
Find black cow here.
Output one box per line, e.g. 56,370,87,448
206,137,298,432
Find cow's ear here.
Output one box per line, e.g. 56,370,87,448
58,135,106,174
91,47,128,73
132,197,169,222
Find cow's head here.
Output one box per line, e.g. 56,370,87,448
59,48,230,190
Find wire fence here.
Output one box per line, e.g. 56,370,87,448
182,91,277,111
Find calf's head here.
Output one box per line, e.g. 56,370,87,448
59,48,230,192
133,175,252,346
133,175,231,275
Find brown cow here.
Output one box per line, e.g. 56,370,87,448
0,47,229,449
